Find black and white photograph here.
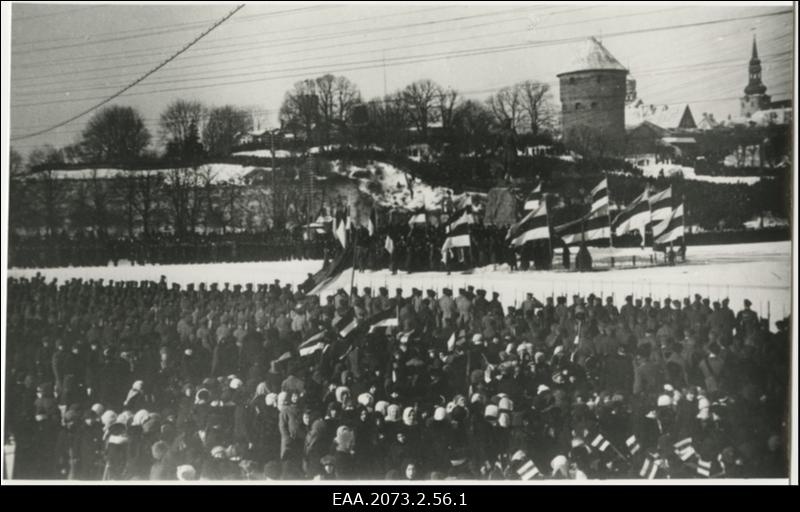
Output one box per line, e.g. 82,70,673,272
1,1,797,486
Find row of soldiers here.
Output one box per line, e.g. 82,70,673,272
8,230,339,269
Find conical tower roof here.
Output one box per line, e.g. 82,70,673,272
557,37,627,76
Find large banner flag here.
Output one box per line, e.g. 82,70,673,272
441,208,475,261
298,330,328,357
508,202,549,247
408,209,427,227
554,204,610,245
308,244,354,295
649,186,672,223
591,178,609,211
613,188,650,238
653,203,684,244
523,183,543,211
334,309,358,338
366,308,400,333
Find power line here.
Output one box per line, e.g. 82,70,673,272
11,9,793,110
10,4,247,142
11,4,335,54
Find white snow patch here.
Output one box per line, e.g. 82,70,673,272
25,163,263,184
628,158,766,185
232,149,294,158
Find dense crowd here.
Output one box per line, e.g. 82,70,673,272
3,273,790,481
8,230,337,269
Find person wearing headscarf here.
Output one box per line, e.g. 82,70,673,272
331,425,357,479
278,391,305,479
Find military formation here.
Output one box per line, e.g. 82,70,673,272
4,271,789,481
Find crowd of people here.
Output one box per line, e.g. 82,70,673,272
3,270,790,481
8,230,338,269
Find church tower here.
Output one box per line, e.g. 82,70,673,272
740,35,771,118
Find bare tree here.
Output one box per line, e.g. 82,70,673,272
313,74,362,144
402,79,442,139
9,147,24,176
160,100,207,158
486,85,525,133
203,106,252,157
366,93,410,150
451,100,493,155
279,79,320,145
437,87,460,130
81,105,150,162
518,80,554,136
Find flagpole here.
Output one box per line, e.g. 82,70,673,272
605,172,614,258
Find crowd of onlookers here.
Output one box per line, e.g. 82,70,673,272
3,271,790,481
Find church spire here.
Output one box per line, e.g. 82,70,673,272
744,34,767,96
751,34,758,60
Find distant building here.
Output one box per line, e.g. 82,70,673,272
740,35,772,118
625,103,697,157
557,37,628,153
626,102,697,131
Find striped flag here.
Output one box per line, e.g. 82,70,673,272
639,457,661,479
653,204,684,245
335,216,348,248
591,178,609,211
591,433,611,452
524,183,543,211
517,459,541,480
367,308,399,333
696,459,712,477
613,188,650,238
408,210,427,227
673,437,696,461
334,310,358,338
441,209,475,262
508,202,549,247
298,330,327,357
648,186,672,223
626,435,641,455
368,210,376,236
554,204,611,245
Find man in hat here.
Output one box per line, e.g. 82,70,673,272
456,289,473,328
376,287,391,313
362,287,373,316
439,288,456,328
736,299,759,339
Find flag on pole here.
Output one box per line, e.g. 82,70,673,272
591,178,609,211
591,433,611,452
554,204,611,245
335,216,348,248
523,183,543,211
366,308,400,333
517,459,541,480
308,244,354,296
333,310,358,338
653,204,684,244
696,459,712,477
441,208,475,262
648,186,672,223
639,457,661,479
673,437,696,461
508,202,549,247
408,210,427,227
626,435,641,455
613,188,650,238
384,235,395,254
298,330,328,357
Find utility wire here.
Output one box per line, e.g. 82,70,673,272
11,4,246,142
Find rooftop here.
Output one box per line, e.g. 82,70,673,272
557,37,627,76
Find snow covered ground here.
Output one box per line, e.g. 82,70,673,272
25,163,263,184
8,242,791,328
628,159,769,185
232,149,294,158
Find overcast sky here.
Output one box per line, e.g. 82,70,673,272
7,1,795,154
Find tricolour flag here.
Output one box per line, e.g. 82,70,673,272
613,188,650,238
591,178,609,211
298,330,327,357
366,308,399,333
508,202,549,247
308,245,354,296
554,204,611,245
523,183,543,211
441,208,475,262
591,433,611,452
639,457,661,479
333,310,358,338
653,204,684,245
408,210,427,227
517,459,541,480
696,459,712,477
673,437,696,461
626,435,641,455
649,186,672,223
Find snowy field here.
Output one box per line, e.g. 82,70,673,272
630,160,769,185
7,242,791,328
